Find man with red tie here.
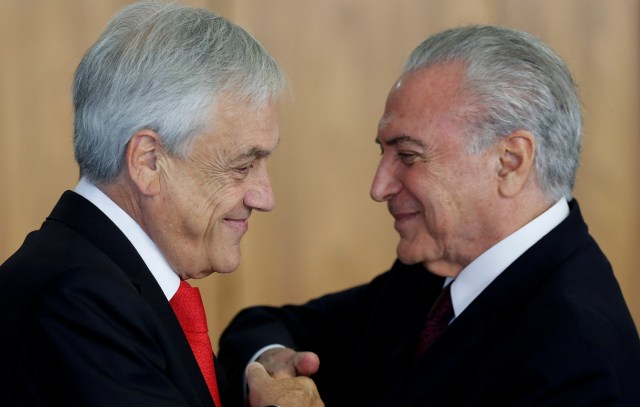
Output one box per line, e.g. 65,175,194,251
218,25,640,406
0,1,323,406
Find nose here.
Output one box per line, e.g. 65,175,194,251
370,159,401,202
244,169,275,212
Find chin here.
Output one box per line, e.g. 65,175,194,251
202,244,242,275
396,250,421,266
214,266,238,275
211,256,241,275
188,259,239,278
396,241,422,265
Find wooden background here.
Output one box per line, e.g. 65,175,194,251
1,0,638,350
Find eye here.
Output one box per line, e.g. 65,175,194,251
398,151,419,165
234,164,254,175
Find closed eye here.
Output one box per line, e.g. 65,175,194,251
398,151,420,165
234,164,254,175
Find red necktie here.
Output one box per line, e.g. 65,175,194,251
416,282,454,357
170,280,221,407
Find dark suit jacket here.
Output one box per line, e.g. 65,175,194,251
0,191,220,406
219,200,640,406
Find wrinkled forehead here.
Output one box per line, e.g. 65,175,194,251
379,63,470,127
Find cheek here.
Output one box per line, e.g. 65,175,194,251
203,188,246,223
411,183,458,239
170,190,226,238
201,198,228,227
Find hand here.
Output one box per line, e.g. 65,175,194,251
256,347,320,379
246,362,324,407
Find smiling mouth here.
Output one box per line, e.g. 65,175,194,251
392,212,418,221
391,212,419,230
224,218,249,230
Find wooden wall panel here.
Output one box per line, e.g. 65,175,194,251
206,0,640,342
1,0,638,348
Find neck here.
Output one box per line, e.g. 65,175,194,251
100,175,149,235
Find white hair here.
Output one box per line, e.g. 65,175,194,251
73,0,286,184
404,25,582,201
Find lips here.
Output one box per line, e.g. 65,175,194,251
224,217,249,231
392,212,419,222
388,201,420,229
390,206,420,231
390,213,417,235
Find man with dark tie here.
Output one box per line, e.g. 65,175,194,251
218,25,640,406
0,1,323,406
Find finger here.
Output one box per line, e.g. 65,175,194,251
246,361,270,388
257,348,298,379
293,351,320,376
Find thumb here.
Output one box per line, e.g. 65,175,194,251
293,351,320,376
246,361,270,388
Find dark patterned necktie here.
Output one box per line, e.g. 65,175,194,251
416,282,454,357
170,280,221,407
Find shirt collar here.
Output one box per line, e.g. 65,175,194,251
448,198,570,319
74,177,180,300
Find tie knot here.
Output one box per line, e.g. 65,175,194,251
170,280,208,333
430,282,453,321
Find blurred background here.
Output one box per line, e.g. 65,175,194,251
1,0,638,350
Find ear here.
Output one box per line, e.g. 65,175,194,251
125,129,164,196
497,130,536,197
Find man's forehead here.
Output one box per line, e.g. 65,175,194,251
376,107,420,141
378,114,394,132
377,74,469,145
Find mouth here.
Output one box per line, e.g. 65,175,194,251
388,200,420,230
223,217,249,231
391,211,419,229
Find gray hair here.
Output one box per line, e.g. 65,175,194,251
403,25,582,202
73,0,286,184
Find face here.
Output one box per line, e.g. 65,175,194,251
148,96,279,279
371,63,501,277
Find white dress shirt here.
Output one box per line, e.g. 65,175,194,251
74,177,180,300
446,198,570,321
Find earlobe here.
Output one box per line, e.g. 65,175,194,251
126,129,163,196
497,130,535,197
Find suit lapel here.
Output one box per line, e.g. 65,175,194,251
48,191,215,406
379,201,590,406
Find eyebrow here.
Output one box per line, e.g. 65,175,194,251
375,134,426,149
235,146,273,161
